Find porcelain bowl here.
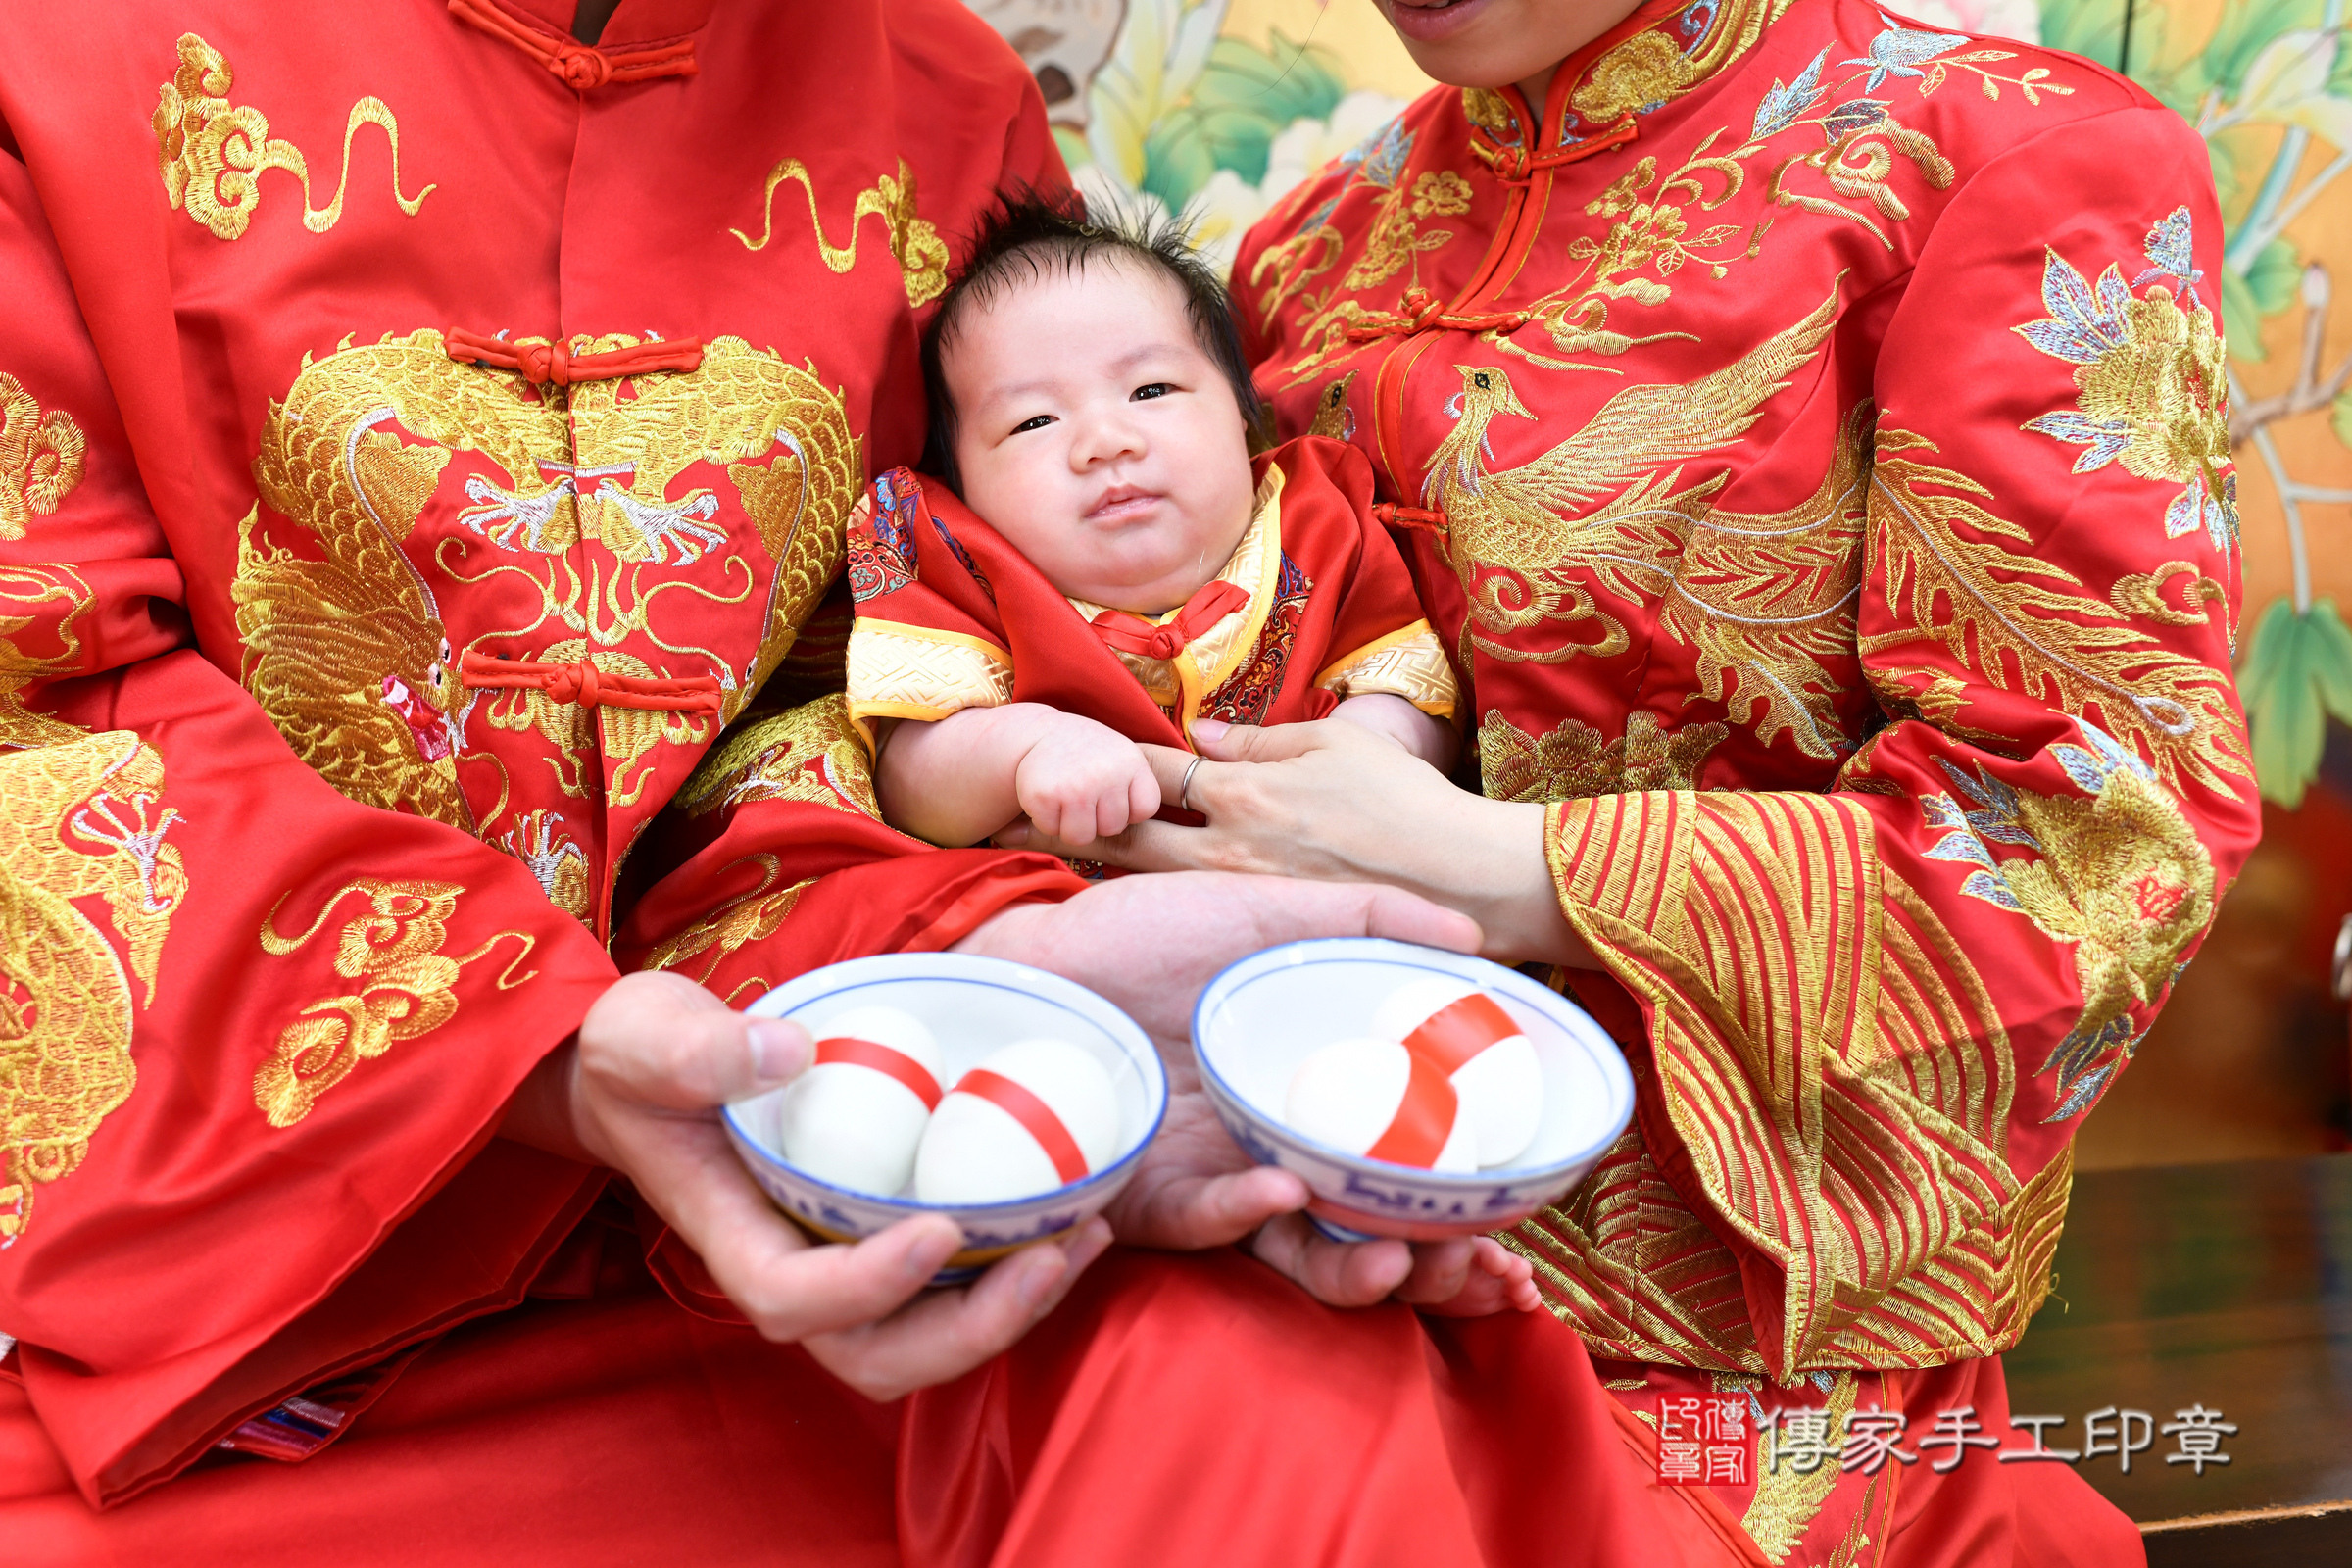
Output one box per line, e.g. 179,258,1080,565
1192,938,1634,1241
726,953,1167,1282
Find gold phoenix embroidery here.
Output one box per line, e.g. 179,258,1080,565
0,728,187,1245
0,374,86,542
1865,425,2249,796
1544,790,2064,1372
1424,288,1837,667
254,878,535,1127
153,32,433,241
731,156,952,306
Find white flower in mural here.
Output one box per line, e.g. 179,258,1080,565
1077,87,1407,276
1260,90,1412,200
1886,0,2040,45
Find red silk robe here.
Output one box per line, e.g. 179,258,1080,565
842,438,1456,777
1230,0,2256,1557
0,0,1083,1510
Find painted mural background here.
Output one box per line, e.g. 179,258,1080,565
966,0,2352,1161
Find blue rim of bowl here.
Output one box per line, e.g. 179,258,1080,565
1189,936,1634,1185
721,952,1170,1216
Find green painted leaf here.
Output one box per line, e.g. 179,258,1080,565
2208,135,2241,211
2203,0,2328,89
2035,0,2126,72
2246,236,2303,312
1191,32,1344,129
2223,265,2269,362
2333,387,2352,447
1140,118,1217,210
2238,597,2352,807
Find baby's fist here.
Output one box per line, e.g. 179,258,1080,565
1014,715,1161,846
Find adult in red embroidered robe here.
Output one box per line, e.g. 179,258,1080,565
843,438,1456,779
0,0,1500,1544
973,0,2259,1559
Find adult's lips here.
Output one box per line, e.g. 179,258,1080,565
1383,0,1496,44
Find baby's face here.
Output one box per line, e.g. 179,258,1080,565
945,258,1257,614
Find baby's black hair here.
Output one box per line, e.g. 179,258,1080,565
919,188,1270,490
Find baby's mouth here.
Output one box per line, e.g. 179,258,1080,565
1086,486,1163,524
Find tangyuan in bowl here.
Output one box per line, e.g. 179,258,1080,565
726,953,1167,1282
1192,938,1633,1241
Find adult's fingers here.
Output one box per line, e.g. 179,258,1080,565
806,1217,1114,1401
1352,882,1484,955
994,811,1200,869
1250,1213,1415,1307
1110,1161,1307,1250
576,970,811,1110
1389,1236,1481,1306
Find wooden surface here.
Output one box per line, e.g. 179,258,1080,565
2002,1152,2352,1532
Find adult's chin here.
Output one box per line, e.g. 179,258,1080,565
1379,0,1502,48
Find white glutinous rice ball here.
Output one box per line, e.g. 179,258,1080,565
1283,1036,1476,1172
776,1004,944,1196
1371,978,1543,1168
914,1038,1121,1204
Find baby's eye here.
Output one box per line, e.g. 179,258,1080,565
1011,414,1054,433
1132,382,1173,401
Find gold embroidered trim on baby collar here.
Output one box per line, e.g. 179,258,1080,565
1067,466,1287,735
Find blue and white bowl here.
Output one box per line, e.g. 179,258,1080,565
726,953,1167,1282
1192,938,1634,1242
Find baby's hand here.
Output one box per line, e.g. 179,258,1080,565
1013,712,1162,846
1411,1236,1542,1318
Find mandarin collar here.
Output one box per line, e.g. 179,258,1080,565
1470,0,1787,157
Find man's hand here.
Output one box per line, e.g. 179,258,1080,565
1014,710,1161,846
558,971,1112,1402
955,872,1524,1309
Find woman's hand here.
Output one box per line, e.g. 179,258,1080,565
515,971,1114,1403
995,716,1593,968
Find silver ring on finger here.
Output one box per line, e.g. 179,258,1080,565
1179,755,1204,814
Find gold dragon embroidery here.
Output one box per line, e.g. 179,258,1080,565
0,720,187,1245
731,156,952,306
641,853,811,992
152,32,433,241
496,809,592,922
232,329,858,877
254,877,536,1127
0,374,86,543
675,695,882,821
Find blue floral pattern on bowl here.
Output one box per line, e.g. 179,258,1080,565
1191,938,1635,1241
725,953,1168,1284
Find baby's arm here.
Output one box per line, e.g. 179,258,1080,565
1332,693,1457,771
877,702,1162,848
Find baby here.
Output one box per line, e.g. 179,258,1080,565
846,195,1457,850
